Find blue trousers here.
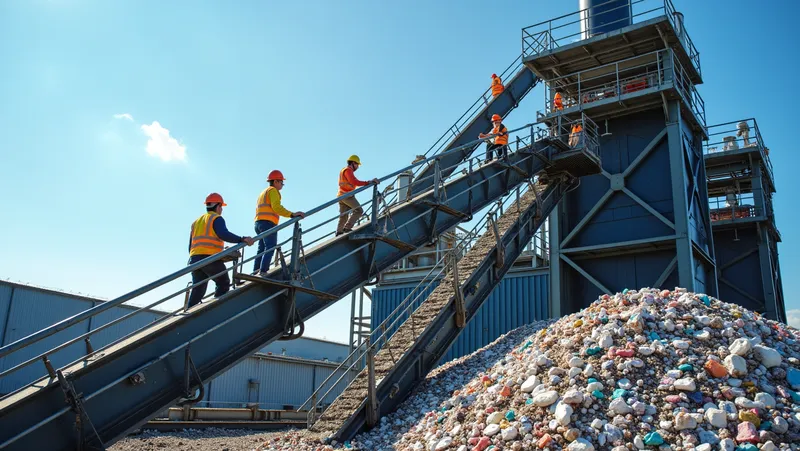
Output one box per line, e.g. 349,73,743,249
254,220,278,274
187,254,230,308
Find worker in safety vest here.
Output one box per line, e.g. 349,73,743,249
554,89,564,112
337,155,378,236
491,73,505,97
478,114,509,163
253,170,306,275
187,193,254,308
569,122,583,147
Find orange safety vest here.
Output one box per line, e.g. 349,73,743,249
571,124,583,134
491,77,504,97
255,186,280,224
189,212,224,256
554,92,563,110
338,167,356,196
492,124,509,145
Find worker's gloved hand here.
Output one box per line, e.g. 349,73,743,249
371,178,379,185
242,237,255,246
292,211,306,219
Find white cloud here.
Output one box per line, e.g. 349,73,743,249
788,309,800,330
113,113,134,121
140,121,187,162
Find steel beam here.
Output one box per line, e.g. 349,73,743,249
0,141,556,451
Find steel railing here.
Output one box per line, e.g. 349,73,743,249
0,119,580,400
521,0,701,79
386,222,549,273
704,118,773,182
296,180,543,425
537,49,705,130
376,55,529,212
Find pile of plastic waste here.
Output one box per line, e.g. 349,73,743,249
262,288,800,450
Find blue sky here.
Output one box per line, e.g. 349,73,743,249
1,0,799,343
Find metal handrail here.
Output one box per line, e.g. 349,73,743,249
538,48,705,130
378,55,527,210
521,0,700,79
305,178,568,424
703,118,773,181
297,181,536,416
0,120,558,394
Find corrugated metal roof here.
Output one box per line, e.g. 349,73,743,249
371,270,550,365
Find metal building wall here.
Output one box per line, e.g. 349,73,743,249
371,269,549,364
259,337,350,363
201,354,355,410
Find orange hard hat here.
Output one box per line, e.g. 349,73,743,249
267,170,286,182
205,193,227,206
491,114,502,122
491,73,497,78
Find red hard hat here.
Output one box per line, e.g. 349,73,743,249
205,193,227,206
491,114,502,122
267,170,286,181
491,73,497,78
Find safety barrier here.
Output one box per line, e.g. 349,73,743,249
521,0,701,78
703,118,773,183
537,49,705,130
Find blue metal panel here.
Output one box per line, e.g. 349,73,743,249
580,0,632,38
371,271,549,364
203,355,355,410
713,227,765,313
0,284,12,346
259,337,350,363
0,287,92,394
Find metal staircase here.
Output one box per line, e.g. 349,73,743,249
309,179,572,441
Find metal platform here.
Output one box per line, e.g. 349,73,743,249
547,148,603,178
703,119,775,192
535,48,706,137
522,0,701,84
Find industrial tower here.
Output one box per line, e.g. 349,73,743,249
522,0,716,315
704,119,785,322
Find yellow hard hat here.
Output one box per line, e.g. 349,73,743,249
348,155,362,165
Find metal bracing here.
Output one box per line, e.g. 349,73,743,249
551,99,716,314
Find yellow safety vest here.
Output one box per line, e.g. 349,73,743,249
189,213,224,256
255,186,280,224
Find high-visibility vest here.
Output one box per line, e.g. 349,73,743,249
554,92,563,110
189,213,224,256
571,124,583,134
338,167,356,197
492,124,509,145
491,77,504,96
255,186,280,224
